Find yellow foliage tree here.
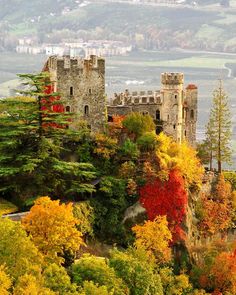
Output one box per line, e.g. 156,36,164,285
132,215,172,264
156,133,204,188
0,266,12,295
159,267,192,295
0,218,42,282
22,196,84,264
93,133,118,159
13,274,55,295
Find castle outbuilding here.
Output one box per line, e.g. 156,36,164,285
44,55,197,145
108,73,198,145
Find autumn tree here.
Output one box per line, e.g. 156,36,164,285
156,133,204,189
210,251,236,294
94,133,118,160
132,215,172,264
0,266,12,295
22,196,84,264
139,169,188,242
13,274,55,295
197,174,232,235
206,81,232,173
0,218,42,282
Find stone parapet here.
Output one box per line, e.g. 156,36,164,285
161,72,184,85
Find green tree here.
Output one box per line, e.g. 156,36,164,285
109,247,163,295
0,73,96,202
73,201,95,239
91,176,130,243
43,263,78,295
81,281,111,295
123,112,155,140
71,254,128,295
206,81,232,173
159,267,192,295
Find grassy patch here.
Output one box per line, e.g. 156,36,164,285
11,22,37,36
0,199,18,216
108,56,236,69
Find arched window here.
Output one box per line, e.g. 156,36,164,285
156,110,160,121
190,109,194,119
65,106,71,112
84,105,89,116
70,86,73,96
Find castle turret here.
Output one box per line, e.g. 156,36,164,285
161,73,184,143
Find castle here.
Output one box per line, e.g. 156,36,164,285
44,55,198,145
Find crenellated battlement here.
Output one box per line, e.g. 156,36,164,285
111,89,161,106
161,72,184,85
46,55,105,74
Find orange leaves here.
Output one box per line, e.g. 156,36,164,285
198,174,232,236
210,251,236,294
132,215,172,264
198,196,231,235
93,133,118,160
22,196,84,264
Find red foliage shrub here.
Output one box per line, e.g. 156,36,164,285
139,169,188,242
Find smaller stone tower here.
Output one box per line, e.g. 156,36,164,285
44,55,106,132
184,84,198,146
161,73,185,143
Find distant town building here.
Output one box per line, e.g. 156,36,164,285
16,39,132,57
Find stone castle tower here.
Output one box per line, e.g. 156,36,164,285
160,73,197,144
44,55,106,132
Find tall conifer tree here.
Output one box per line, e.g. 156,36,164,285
0,72,95,202
206,81,232,173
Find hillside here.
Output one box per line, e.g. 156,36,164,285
1,0,236,52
